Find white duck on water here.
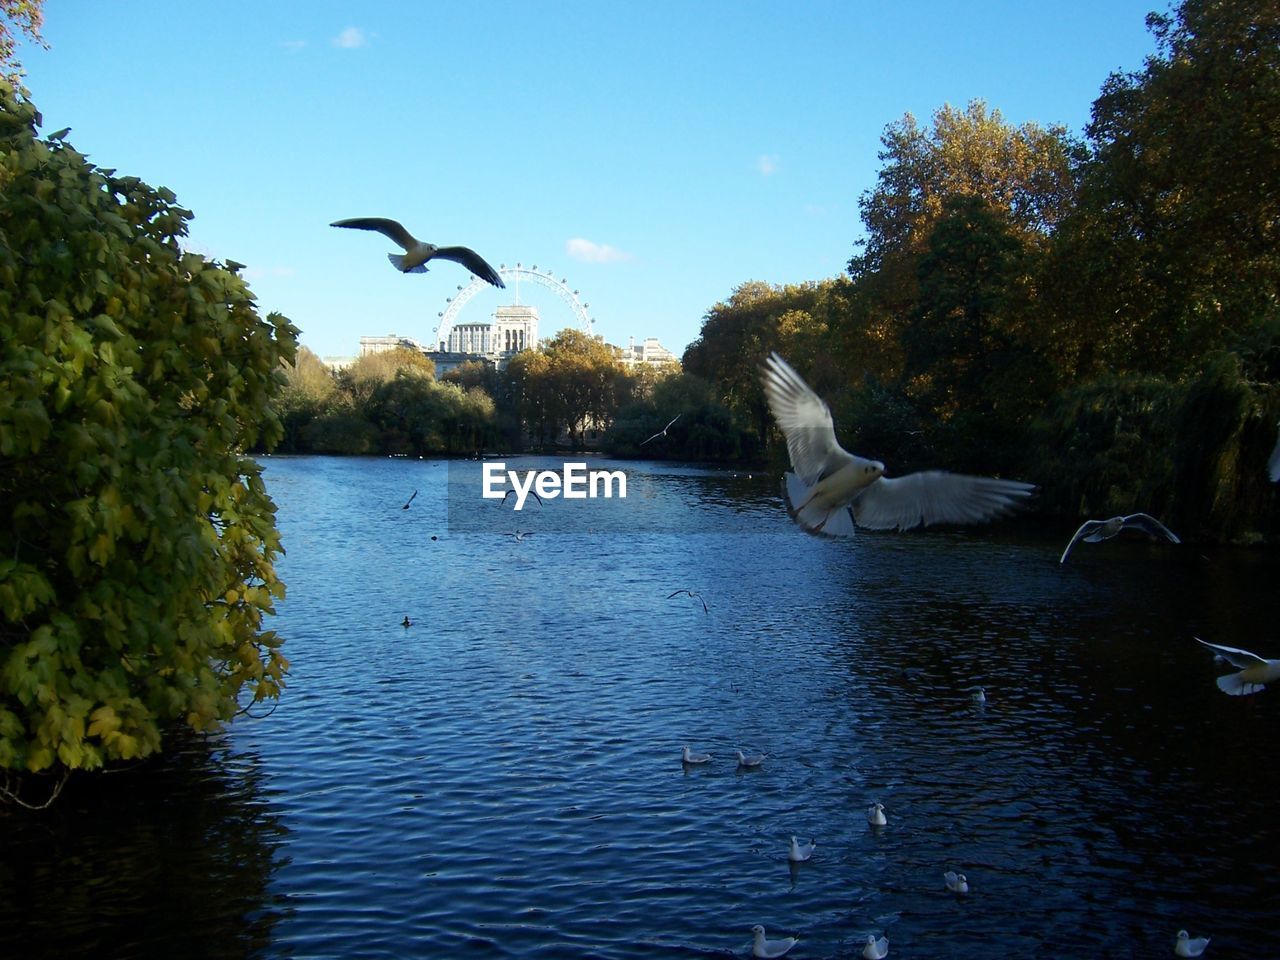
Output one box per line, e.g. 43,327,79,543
750,924,798,958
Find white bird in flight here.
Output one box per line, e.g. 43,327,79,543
944,870,969,893
1195,637,1280,695
330,217,505,287
862,934,890,959
750,925,798,959
867,802,887,826
640,414,680,446
1058,512,1180,563
787,836,815,862
761,353,1034,536
1174,929,1210,957
681,745,711,764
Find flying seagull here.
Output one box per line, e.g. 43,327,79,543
511,530,533,542
750,925,798,959
640,415,680,447
761,353,1034,536
666,589,708,614
402,489,418,510
1059,512,1180,563
501,488,544,507
1175,930,1210,957
1195,637,1280,696
330,217,505,287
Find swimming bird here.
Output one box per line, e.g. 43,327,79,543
1059,512,1180,563
944,870,969,893
970,686,987,704
867,802,887,826
736,750,766,768
401,616,412,628
1195,637,1280,695
761,353,1034,536
640,414,680,447
511,530,533,542
787,836,815,862
1174,929,1210,957
402,489,418,510
862,934,889,959
666,589,708,614
330,217,505,286
750,925,798,959
681,745,711,764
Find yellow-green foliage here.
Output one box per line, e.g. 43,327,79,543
0,82,297,775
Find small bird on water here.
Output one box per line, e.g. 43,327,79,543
749,924,798,959
867,802,887,826
787,836,815,862
681,745,711,764
736,749,766,768
1174,929,1210,957
944,870,969,894
862,934,889,959
330,217,505,287
401,616,412,628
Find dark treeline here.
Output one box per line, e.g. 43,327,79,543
275,0,1278,541
272,328,757,460
682,0,1280,542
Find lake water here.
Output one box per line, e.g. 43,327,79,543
4,455,1279,959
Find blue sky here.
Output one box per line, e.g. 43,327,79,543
20,2,1162,361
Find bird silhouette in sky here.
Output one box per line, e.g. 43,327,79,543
331,217,504,287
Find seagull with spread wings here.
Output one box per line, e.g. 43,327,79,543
761,353,1034,537
1195,636,1280,696
331,217,505,287
1058,512,1180,563
640,415,680,447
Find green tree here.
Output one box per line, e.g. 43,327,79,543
0,0,45,80
0,83,296,803
275,345,335,452
1054,0,1280,376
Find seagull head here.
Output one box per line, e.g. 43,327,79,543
865,460,885,479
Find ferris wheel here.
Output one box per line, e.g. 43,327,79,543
433,263,594,350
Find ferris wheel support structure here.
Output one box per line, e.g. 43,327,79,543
434,263,593,349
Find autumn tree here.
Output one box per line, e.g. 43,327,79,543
1052,0,1280,377
1,82,296,805
0,0,45,81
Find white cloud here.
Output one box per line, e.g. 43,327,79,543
565,237,632,264
757,154,780,176
332,26,369,49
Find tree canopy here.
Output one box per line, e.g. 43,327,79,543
1,81,296,801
